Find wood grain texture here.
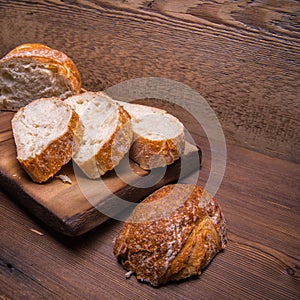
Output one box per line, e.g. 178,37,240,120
0,142,299,299
0,0,299,163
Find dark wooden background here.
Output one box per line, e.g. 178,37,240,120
0,0,299,163
0,0,299,299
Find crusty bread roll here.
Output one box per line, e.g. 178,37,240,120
65,92,133,178
115,100,185,169
12,97,81,183
0,43,81,111
114,184,227,286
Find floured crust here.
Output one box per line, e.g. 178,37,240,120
113,184,227,286
129,132,185,169
0,43,81,111
12,99,81,183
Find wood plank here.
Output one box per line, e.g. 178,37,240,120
0,111,201,236
0,143,299,299
0,0,299,162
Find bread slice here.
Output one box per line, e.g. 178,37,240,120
0,43,81,111
65,92,133,179
115,100,166,117
115,100,185,169
12,97,81,183
114,184,227,286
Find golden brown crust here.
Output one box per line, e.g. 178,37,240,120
116,101,185,170
95,105,132,175
113,184,227,286
129,133,185,169
64,92,133,179
2,43,81,94
16,105,80,183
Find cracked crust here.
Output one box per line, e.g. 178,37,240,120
113,184,227,286
0,43,81,111
129,132,185,169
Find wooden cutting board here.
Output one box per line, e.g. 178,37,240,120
0,111,201,236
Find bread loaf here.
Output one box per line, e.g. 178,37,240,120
65,92,133,178
11,97,81,183
114,184,227,286
0,43,81,111
115,100,185,169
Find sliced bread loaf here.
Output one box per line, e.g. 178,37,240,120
0,43,81,111
115,100,185,169
65,92,133,179
12,97,81,183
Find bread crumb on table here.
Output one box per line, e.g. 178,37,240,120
55,174,72,184
125,271,134,279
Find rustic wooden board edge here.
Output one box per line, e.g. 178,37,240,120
0,147,202,236
0,172,73,235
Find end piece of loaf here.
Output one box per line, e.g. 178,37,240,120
65,92,133,179
113,184,227,286
12,97,81,183
116,100,185,169
0,43,81,111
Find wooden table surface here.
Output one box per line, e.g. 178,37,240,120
0,0,299,299
1,140,299,299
